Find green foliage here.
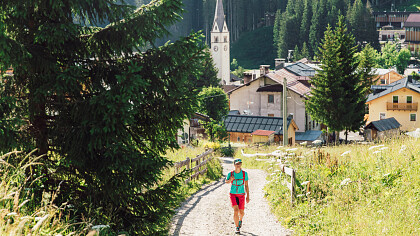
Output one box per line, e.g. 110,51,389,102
274,0,378,60
0,0,209,234
0,150,82,235
231,58,239,71
306,16,367,136
355,44,379,89
220,146,235,157
231,26,276,69
396,48,411,74
347,0,379,49
377,42,398,68
193,46,220,90
198,86,229,121
232,66,245,79
204,120,228,143
260,137,420,235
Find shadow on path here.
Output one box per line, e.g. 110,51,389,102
172,157,232,235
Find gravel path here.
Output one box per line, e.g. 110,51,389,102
169,157,292,236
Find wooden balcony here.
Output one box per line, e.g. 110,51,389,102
386,102,418,111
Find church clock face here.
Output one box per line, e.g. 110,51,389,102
213,45,218,52
224,45,228,51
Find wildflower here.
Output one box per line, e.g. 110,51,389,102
340,178,351,186
341,151,351,156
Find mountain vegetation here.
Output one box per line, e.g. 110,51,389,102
274,0,379,60
305,16,370,140
0,0,212,234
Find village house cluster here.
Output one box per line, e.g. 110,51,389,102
178,1,420,146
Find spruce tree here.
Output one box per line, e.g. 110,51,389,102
356,44,379,90
0,0,207,234
306,16,366,142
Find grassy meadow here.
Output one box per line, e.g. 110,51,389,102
236,137,420,235
0,144,223,235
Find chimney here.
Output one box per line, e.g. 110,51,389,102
243,72,253,84
260,65,270,76
275,58,285,70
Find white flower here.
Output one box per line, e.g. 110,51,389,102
92,225,110,231
341,151,351,156
340,178,351,186
301,181,310,185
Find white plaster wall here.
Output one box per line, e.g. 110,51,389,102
211,25,230,85
229,80,308,132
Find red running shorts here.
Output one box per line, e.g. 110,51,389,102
230,193,245,209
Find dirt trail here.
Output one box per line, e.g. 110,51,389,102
169,157,292,236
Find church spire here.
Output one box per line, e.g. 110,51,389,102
213,0,226,32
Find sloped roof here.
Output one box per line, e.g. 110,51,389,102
228,110,240,115
222,84,238,93
405,13,420,27
256,84,283,92
295,130,323,141
367,77,420,102
265,70,312,98
364,117,401,132
285,62,316,77
212,0,226,32
224,115,296,135
227,64,312,98
251,130,276,136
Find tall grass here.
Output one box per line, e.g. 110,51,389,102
238,137,420,235
0,150,89,235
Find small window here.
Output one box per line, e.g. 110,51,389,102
381,79,386,84
268,94,274,103
224,36,227,42
393,96,398,103
410,114,416,121
380,113,386,120
407,96,412,103
214,36,218,42
237,137,241,142
268,114,274,117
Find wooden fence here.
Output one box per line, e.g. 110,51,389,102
173,148,214,183
279,164,296,205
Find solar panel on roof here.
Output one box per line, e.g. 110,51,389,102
243,123,249,132
232,123,239,131
251,118,257,123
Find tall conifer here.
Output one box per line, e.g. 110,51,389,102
306,16,366,141
0,0,207,233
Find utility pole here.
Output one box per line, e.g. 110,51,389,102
283,77,288,146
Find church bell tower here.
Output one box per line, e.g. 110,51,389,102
211,0,230,85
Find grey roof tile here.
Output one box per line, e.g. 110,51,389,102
364,117,401,132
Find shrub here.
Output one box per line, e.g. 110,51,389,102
220,146,235,157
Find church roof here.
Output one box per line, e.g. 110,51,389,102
213,0,226,32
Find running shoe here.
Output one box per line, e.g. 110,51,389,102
235,227,240,234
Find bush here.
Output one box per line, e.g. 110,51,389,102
220,146,235,157
204,142,221,150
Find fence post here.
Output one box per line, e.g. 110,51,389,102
186,157,190,170
291,169,295,206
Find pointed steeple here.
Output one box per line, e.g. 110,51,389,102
213,0,226,32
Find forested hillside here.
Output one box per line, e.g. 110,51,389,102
131,0,414,66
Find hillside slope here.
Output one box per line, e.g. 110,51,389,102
230,26,276,69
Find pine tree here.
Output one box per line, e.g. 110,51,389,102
299,0,312,46
0,0,207,234
356,44,379,91
301,42,310,60
306,16,366,142
294,44,301,61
